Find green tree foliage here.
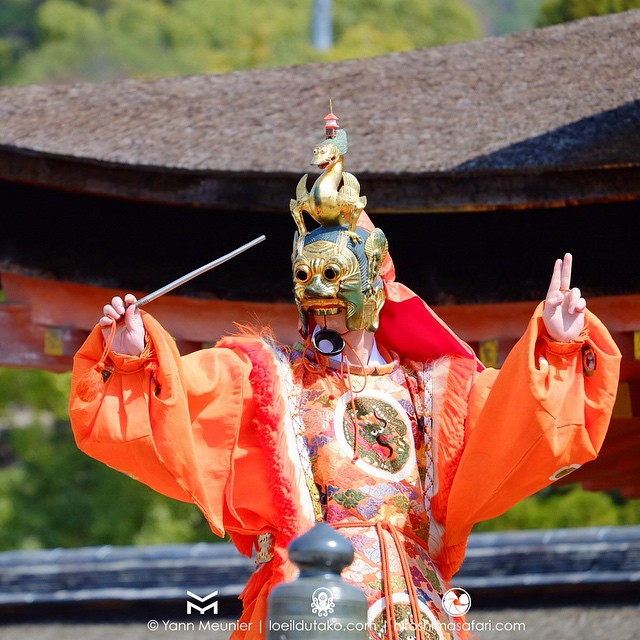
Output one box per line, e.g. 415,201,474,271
1,0,483,85
537,0,640,26
474,484,640,532
0,0,41,78
0,368,214,551
469,0,543,35
0,421,214,550
329,0,482,58
0,367,69,418
2,1,638,84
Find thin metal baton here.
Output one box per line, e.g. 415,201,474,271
134,235,266,308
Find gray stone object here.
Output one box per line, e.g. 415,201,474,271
266,522,368,639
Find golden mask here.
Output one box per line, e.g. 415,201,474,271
292,226,388,336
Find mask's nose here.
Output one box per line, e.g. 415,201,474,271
304,275,332,298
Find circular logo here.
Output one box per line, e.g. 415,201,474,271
442,587,471,617
310,587,335,617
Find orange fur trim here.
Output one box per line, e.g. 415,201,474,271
216,334,308,577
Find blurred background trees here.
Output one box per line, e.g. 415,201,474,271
0,368,215,550
536,0,640,27
0,0,482,85
0,0,637,86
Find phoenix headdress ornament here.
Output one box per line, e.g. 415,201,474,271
290,105,368,242
290,107,388,340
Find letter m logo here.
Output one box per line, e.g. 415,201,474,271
186,590,219,615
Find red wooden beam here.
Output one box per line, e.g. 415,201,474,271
1,271,301,348
0,302,86,372
4,271,640,345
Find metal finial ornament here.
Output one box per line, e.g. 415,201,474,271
324,99,339,138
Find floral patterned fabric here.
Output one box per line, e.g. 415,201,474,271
294,354,455,640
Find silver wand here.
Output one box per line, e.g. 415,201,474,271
134,235,266,308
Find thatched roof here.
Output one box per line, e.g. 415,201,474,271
0,11,638,211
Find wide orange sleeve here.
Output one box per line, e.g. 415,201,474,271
69,312,278,540
443,304,620,559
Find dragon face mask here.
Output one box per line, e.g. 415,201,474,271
292,225,388,336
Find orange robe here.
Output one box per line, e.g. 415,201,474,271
69,304,620,638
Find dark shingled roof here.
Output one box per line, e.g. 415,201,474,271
0,10,638,213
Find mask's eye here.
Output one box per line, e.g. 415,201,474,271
323,264,340,281
294,265,311,283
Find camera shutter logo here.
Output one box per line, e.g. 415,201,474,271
442,587,471,617
186,590,219,615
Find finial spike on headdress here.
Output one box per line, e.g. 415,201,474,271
324,101,339,139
